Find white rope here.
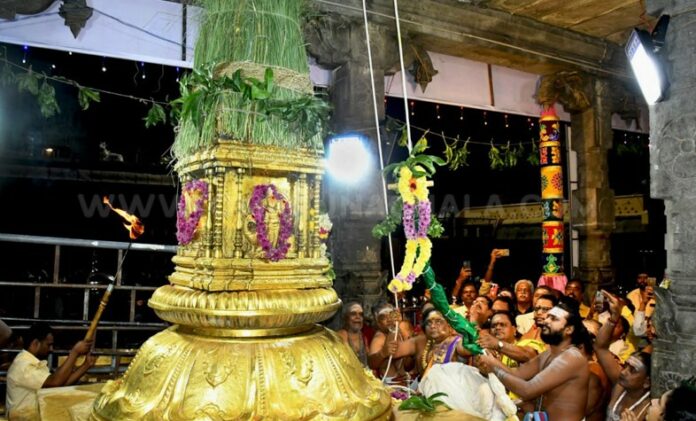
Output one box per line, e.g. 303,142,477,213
361,0,401,384
392,0,413,153
361,0,396,282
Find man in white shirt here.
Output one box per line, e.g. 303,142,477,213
6,323,94,418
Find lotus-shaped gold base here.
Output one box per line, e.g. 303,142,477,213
91,325,391,420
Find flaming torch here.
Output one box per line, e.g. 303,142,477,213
84,197,145,341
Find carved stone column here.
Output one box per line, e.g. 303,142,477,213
537,72,616,296
305,17,399,312
647,0,696,395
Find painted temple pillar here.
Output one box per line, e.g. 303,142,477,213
537,73,616,296
647,0,696,394
305,17,398,313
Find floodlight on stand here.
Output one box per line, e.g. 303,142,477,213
325,134,372,184
625,15,670,105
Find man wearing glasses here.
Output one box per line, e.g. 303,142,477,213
516,285,554,335
521,294,558,342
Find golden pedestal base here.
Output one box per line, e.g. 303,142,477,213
90,325,392,420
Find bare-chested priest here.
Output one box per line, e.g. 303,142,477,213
477,298,591,421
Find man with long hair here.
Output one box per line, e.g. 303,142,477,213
477,297,591,421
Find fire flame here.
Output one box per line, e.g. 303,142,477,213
103,197,145,240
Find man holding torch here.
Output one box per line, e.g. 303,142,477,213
6,323,95,419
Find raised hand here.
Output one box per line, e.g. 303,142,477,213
601,290,624,317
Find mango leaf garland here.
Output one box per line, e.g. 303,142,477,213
489,141,504,170
16,70,39,95
77,86,101,111
145,103,167,128
37,79,60,118
527,138,540,166
168,64,330,142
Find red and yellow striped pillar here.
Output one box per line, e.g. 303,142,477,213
538,106,568,292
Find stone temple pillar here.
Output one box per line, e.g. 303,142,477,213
647,0,696,394
537,73,616,295
305,17,399,315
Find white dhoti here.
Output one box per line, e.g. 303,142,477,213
418,363,518,421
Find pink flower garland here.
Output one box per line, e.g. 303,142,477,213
249,184,294,262
176,179,209,245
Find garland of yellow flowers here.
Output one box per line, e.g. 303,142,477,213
388,166,433,293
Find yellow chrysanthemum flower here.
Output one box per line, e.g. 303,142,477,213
398,166,415,205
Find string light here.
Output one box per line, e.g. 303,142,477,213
51,64,56,69
22,45,28,64
436,104,441,119
140,62,147,80
410,100,415,116
175,66,180,82
68,51,73,56
459,106,464,121
101,56,107,72
504,114,509,128
483,111,488,126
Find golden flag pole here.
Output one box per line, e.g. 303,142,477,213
84,241,132,341
84,283,114,341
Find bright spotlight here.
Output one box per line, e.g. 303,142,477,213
625,16,670,105
326,135,372,184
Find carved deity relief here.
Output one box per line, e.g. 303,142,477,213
653,113,696,199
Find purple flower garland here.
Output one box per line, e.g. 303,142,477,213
249,184,294,262
176,179,209,245
395,199,432,286
401,200,431,240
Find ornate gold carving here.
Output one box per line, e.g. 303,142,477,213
149,285,341,329
91,141,391,420
90,327,392,420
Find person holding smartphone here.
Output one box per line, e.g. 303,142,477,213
627,273,656,318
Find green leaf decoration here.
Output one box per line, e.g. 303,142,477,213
398,392,450,413
445,137,470,170
502,141,518,167
37,79,60,118
398,127,409,147
16,71,40,95
77,86,101,111
144,103,167,128
489,141,504,170
173,62,330,144
372,197,403,239
264,67,274,94
413,136,429,154
428,216,445,238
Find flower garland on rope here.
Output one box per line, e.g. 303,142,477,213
388,166,432,293
176,179,209,245
249,184,294,262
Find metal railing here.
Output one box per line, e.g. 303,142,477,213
0,234,176,380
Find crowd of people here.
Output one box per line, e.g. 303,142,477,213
337,249,696,421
